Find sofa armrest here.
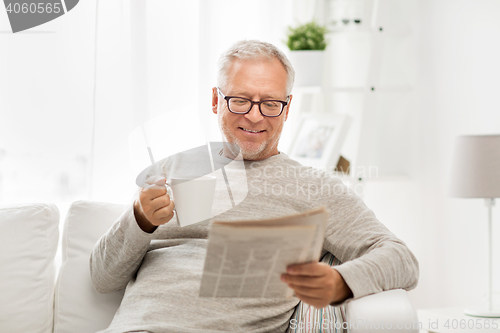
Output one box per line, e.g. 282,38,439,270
345,289,418,333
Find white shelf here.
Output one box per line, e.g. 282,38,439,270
376,85,413,93
293,86,364,94
327,27,412,36
288,1,415,181
292,85,413,94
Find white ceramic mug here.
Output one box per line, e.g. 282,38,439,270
167,175,217,227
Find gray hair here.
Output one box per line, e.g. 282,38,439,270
216,40,295,96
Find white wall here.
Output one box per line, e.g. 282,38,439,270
363,0,500,309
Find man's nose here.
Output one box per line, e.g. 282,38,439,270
244,103,264,122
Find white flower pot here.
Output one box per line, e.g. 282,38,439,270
288,50,325,87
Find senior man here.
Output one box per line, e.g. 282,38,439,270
91,40,419,333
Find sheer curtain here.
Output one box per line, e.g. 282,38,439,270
0,0,309,207
0,0,96,212
89,0,203,203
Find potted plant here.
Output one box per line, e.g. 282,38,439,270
286,21,328,87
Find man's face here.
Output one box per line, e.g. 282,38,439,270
212,58,292,160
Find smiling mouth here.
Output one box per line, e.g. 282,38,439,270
240,127,265,133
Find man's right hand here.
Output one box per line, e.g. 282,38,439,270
134,176,175,233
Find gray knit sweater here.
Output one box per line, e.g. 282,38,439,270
90,152,418,333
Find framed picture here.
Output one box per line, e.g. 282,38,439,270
289,113,351,170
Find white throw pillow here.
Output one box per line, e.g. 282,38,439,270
0,203,59,333
53,200,127,333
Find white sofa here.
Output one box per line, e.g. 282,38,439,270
0,201,419,333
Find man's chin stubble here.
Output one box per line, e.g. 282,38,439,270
238,141,267,160
219,123,261,159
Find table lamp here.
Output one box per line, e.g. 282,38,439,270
449,134,500,317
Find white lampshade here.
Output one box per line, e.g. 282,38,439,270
449,135,500,198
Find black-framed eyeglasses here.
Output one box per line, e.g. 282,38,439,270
217,87,289,117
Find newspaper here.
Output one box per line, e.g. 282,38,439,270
199,207,328,298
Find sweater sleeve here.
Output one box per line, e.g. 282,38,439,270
322,179,419,301
90,204,155,294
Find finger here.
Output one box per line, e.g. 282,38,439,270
153,196,174,215
151,194,170,208
152,206,175,222
281,274,324,288
143,195,170,217
154,177,166,186
287,284,329,299
286,262,329,276
141,185,167,200
293,291,329,309
145,175,166,185
152,199,175,221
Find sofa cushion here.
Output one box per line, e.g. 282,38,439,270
53,200,127,333
0,203,59,333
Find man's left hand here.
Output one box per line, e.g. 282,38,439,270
281,262,353,308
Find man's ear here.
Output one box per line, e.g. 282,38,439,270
284,94,292,121
212,87,218,114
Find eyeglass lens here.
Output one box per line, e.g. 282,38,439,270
228,98,283,116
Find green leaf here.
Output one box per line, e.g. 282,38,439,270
286,21,328,50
